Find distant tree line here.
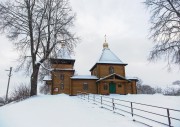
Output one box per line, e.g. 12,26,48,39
137,78,180,96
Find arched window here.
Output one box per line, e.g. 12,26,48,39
94,70,97,76
60,74,64,80
61,83,64,90
104,83,108,90
109,66,114,74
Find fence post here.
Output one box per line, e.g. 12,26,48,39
167,108,171,127
131,102,133,117
88,94,89,101
112,98,115,111
101,96,103,106
93,94,95,102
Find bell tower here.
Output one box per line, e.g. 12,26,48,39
50,43,75,95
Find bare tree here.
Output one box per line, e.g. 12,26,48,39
144,0,180,68
0,0,77,96
39,84,50,94
136,77,156,94
0,97,4,106
10,83,30,102
136,77,143,94
172,80,180,86
140,85,156,94
154,86,162,93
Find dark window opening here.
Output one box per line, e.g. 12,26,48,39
109,66,114,74
104,83,108,90
118,84,122,87
60,74,64,80
94,70,97,76
83,83,88,90
61,83,64,90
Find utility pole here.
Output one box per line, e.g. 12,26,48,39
5,67,12,103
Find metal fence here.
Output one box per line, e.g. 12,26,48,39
77,92,180,127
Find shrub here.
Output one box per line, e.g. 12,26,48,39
10,83,30,102
39,84,50,94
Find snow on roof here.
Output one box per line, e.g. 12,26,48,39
97,47,127,65
43,75,52,81
52,68,75,71
126,76,139,81
71,75,98,80
57,44,74,60
96,73,131,82
90,44,127,71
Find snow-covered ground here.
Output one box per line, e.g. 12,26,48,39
0,94,145,127
0,94,179,127
83,94,180,127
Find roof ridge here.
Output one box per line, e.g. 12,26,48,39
97,47,125,64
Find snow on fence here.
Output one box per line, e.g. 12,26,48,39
77,92,180,127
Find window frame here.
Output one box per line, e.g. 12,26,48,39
118,83,122,87
61,82,64,90
103,83,108,90
83,82,88,90
60,74,64,80
109,66,114,74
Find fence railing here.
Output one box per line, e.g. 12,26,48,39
77,92,180,127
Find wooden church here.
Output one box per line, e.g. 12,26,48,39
43,39,138,95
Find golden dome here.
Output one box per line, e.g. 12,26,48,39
103,42,108,48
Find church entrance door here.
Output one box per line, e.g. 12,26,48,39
109,82,116,93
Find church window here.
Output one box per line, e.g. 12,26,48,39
94,70,97,76
61,83,64,90
118,84,122,87
104,83,108,90
60,74,64,80
109,66,114,74
83,83,88,90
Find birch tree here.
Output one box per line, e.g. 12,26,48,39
0,0,77,96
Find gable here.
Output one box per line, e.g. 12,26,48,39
96,73,131,82
71,75,98,80
97,48,126,64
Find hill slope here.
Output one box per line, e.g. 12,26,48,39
0,94,144,127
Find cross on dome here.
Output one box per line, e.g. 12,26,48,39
103,34,109,49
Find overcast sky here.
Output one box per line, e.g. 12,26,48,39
0,0,179,96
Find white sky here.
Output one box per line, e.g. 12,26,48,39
0,0,179,96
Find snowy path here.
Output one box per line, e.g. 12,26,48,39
0,94,145,127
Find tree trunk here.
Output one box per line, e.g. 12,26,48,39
30,64,40,96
